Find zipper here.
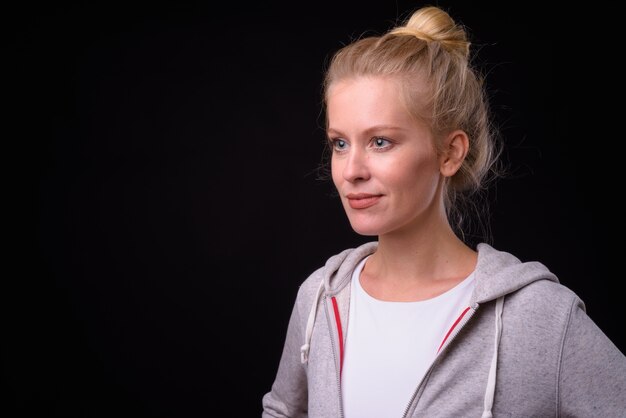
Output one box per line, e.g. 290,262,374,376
400,304,480,418
324,295,345,418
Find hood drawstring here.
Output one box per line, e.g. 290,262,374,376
481,296,504,418
301,279,325,364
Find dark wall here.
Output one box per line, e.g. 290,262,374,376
8,1,622,416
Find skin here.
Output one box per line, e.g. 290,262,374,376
327,76,478,302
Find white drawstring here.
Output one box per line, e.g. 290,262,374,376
482,296,504,418
301,279,326,363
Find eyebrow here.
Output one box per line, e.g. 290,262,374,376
326,125,406,137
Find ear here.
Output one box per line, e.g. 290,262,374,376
439,130,469,177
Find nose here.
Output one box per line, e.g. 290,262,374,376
342,147,371,183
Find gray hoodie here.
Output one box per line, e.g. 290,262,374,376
262,242,626,417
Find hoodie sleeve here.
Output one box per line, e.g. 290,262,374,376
558,297,626,417
262,285,309,417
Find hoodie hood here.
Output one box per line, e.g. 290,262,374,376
472,242,559,303
317,241,559,304
321,242,378,296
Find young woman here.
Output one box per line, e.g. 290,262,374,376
262,5,626,417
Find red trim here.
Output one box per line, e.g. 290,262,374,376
331,296,344,375
437,306,471,353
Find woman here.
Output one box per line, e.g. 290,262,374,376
262,5,626,417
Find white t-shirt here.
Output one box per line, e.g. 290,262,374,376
341,256,475,418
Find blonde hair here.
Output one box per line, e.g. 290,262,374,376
322,5,503,242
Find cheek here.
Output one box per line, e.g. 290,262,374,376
386,154,439,192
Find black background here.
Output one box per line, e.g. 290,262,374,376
8,1,623,417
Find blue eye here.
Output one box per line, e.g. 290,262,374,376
332,139,347,151
372,137,391,148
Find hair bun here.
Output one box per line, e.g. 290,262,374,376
389,6,470,58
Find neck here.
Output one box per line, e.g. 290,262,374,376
361,218,477,301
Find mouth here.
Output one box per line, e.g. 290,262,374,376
346,193,382,209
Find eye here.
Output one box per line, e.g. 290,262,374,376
331,138,348,152
371,136,392,149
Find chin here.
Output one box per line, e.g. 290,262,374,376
348,220,384,237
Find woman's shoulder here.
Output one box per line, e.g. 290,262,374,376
508,276,585,314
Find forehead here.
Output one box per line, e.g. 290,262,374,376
326,76,421,132
327,76,402,105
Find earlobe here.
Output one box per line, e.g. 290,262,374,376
440,130,470,177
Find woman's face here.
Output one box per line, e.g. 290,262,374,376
327,76,444,237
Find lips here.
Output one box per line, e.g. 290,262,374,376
346,193,382,209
